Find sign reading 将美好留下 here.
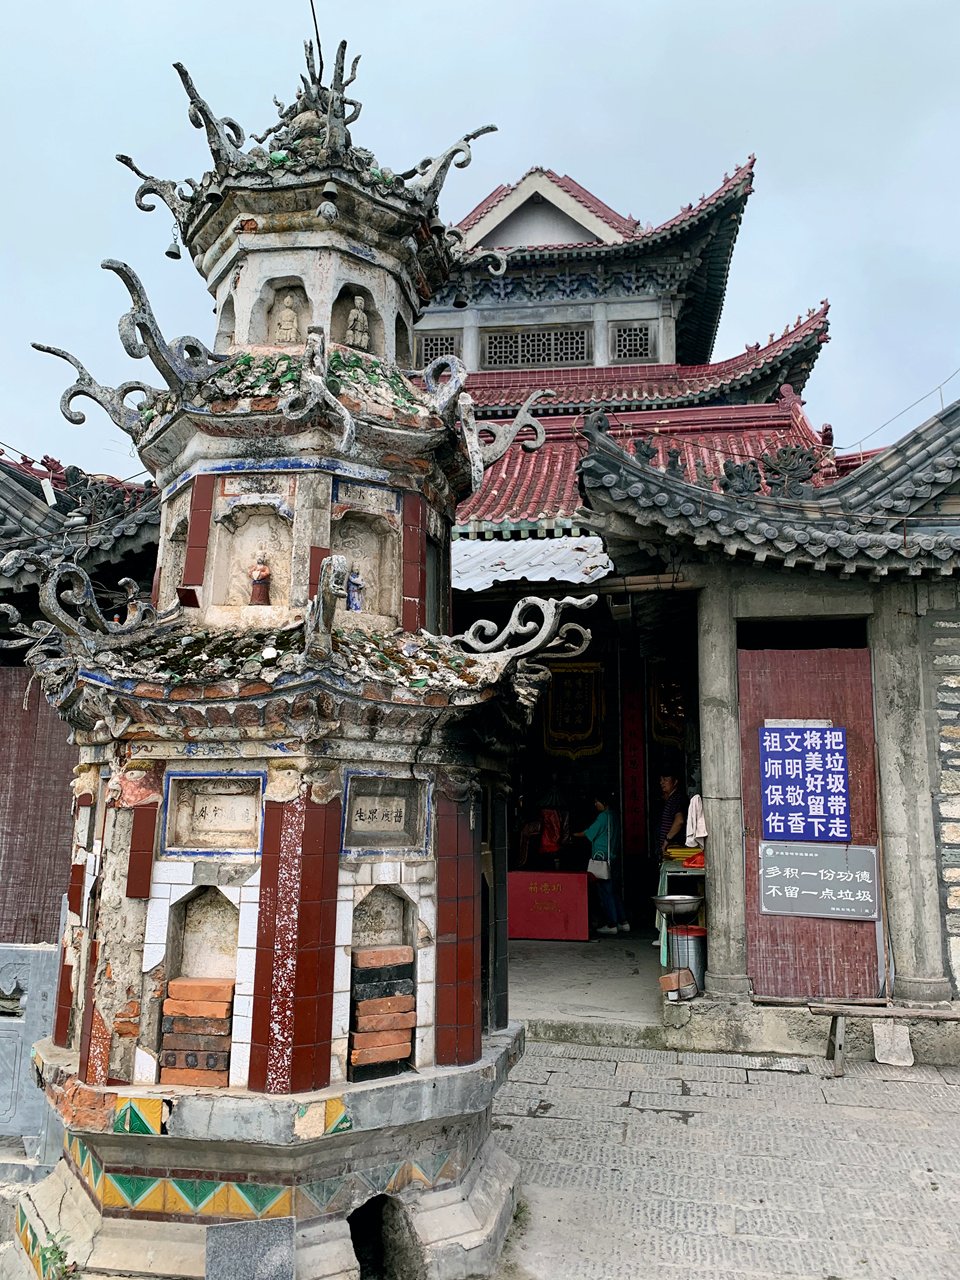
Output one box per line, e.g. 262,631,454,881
759,841,879,920
758,725,850,843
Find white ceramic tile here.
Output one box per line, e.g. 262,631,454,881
237,900,259,950
418,895,437,937
234,946,257,996
333,945,351,994
133,1047,158,1084
329,1038,348,1084
334,900,352,947
151,860,194,885
232,992,253,1021
239,884,260,905
417,979,435,1030
416,944,436,987
220,886,241,906
229,1041,250,1089
146,881,171,900
142,943,165,973
144,897,169,946
331,988,350,1040
243,865,261,888
414,1025,435,1070
168,884,194,906
339,883,355,902
230,1014,252,1047
372,861,401,885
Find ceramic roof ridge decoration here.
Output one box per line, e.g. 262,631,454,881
114,38,502,287
577,397,960,578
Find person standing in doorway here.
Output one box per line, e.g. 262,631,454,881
658,770,687,856
577,794,629,936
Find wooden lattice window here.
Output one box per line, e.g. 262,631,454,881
480,325,592,369
611,323,656,363
415,331,462,366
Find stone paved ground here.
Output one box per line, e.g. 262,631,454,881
492,1040,960,1280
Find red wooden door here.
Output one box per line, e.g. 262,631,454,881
738,648,880,998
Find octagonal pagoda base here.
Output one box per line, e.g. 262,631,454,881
2,1028,523,1280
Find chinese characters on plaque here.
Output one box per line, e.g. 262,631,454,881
758,726,849,843
759,842,879,920
349,799,407,833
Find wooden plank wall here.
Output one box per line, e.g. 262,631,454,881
0,667,76,944
739,647,880,999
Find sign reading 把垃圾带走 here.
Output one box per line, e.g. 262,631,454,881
758,725,849,843
759,841,879,920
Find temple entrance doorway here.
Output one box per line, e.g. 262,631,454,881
460,585,702,1033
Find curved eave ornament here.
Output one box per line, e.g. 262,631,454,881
578,417,960,579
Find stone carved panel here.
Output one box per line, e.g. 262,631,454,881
352,886,407,948
343,775,427,854
0,943,57,1137
215,509,293,607
331,512,397,618
165,775,264,855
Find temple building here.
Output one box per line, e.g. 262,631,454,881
1,40,593,1280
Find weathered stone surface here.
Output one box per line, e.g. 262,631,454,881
205,1217,295,1280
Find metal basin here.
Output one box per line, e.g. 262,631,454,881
652,893,703,919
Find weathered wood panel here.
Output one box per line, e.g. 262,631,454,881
739,648,880,998
0,668,75,944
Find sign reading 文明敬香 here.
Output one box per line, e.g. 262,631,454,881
759,842,879,920
758,726,849,843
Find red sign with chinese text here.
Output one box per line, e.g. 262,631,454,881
507,872,590,941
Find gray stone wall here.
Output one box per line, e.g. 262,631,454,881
920,595,960,995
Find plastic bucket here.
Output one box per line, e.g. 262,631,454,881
667,925,707,992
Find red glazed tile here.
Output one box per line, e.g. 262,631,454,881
435,1026,457,1066
248,1043,268,1092
457,943,476,986
436,946,457,987
436,983,457,1028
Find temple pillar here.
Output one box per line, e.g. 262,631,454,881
872,586,952,1002
698,583,751,995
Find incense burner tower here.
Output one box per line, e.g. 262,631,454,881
3,41,592,1280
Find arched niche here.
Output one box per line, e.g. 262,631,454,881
210,508,293,608
250,278,312,347
214,295,236,354
352,885,416,949
331,284,384,357
331,511,399,619
347,1194,424,1280
167,886,240,981
394,314,412,367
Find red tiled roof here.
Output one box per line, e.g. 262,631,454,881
465,303,830,413
456,391,843,529
457,159,755,248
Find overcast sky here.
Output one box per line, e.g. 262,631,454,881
2,0,958,478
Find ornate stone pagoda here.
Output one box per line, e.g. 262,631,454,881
2,39,592,1280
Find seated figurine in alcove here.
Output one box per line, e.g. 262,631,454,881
346,297,370,350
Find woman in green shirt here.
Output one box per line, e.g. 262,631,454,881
577,794,629,936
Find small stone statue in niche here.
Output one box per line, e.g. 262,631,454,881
346,568,365,611
249,554,271,606
345,297,370,351
274,295,300,344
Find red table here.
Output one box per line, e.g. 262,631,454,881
508,871,589,941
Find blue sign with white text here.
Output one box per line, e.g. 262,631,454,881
758,726,850,843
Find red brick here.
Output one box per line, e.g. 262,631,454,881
161,1015,231,1036
354,1011,417,1033
159,1068,229,1087
162,998,232,1018
162,1033,232,1052
167,978,236,1002
350,1029,412,1050
350,1043,411,1066
355,994,415,1017
352,946,414,970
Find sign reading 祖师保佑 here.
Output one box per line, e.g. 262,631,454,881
758,725,850,843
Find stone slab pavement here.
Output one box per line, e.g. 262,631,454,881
492,1040,960,1280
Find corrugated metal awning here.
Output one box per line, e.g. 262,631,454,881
452,535,613,592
